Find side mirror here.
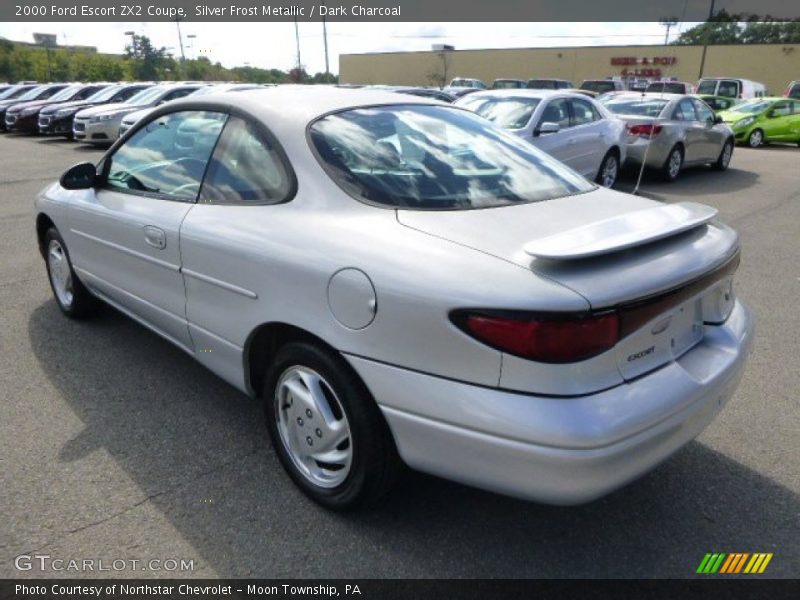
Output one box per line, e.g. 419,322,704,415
713,114,723,124
536,122,561,136
59,162,97,190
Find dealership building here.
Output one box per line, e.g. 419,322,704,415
339,43,800,95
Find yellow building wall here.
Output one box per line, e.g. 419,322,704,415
340,44,800,95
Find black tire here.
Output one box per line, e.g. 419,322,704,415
713,139,734,171
263,341,401,510
747,128,763,148
43,227,99,318
661,145,683,182
595,150,620,188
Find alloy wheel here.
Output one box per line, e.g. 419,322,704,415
47,239,74,308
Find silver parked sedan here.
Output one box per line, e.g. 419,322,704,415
35,88,753,510
456,89,627,188
602,93,735,181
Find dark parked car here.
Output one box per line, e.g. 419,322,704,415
38,83,153,137
5,84,103,133
527,78,574,90
0,84,67,131
646,81,696,94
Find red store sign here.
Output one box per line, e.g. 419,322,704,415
611,56,678,66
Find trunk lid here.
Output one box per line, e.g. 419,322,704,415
397,188,740,384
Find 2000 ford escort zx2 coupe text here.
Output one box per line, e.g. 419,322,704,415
34,87,753,510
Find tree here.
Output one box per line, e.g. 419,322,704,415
125,34,170,80
673,11,800,45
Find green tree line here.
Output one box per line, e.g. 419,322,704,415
673,12,800,45
0,35,337,84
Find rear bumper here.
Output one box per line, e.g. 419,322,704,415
623,136,672,169
346,300,753,505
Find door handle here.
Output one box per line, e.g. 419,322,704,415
143,225,166,250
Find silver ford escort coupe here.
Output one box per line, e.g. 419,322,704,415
34,87,753,510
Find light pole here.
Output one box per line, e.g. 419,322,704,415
659,17,679,46
186,34,196,60
321,0,330,80
294,17,303,82
699,0,717,79
175,17,186,62
124,30,136,58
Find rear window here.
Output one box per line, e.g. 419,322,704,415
604,97,670,117
581,81,616,94
309,105,593,210
647,82,686,94
528,80,557,89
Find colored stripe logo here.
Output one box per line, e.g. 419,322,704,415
696,552,773,574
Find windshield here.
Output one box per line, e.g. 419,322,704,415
528,80,557,89
729,100,771,114
86,85,121,102
697,81,717,95
465,96,542,129
604,97,670,117
126,86,167,106
16,85,50,101
309,105,593,210
0,86,29,100
49,85,83,101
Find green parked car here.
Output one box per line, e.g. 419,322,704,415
717,97,800,147
694,94,738,112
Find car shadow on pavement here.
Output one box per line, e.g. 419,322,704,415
27,299,799,578
616,166,759,199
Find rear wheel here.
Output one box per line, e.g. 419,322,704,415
595,150,619,188
713,139,734,171
747,129,763,148
661,145,683,182
264,341,400,510
44,228,99,318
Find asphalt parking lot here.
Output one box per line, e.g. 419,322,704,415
1,133,798,579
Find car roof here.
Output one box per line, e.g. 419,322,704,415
173,86,441,123
460,89,575,99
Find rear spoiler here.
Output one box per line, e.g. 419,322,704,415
523,201,718,260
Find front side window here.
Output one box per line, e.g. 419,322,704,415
105,111,227,201
468,96,542,129
697,80,718,95
673,99,697,121
539,98,570,128
692,99,715,123
771,101,791,117
309,105,593,210
569,98,599,126
199,117,291,205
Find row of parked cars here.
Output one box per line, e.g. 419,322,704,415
0,81,268,145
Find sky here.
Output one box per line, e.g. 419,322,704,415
0,22,698,74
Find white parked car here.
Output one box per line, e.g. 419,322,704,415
35,88,753,510
457,89,628,187
696,77,767,100
73,83,205,145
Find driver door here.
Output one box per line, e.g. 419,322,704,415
66,110,227,350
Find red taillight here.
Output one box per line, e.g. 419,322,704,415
458,312,620,363
627,123,662,137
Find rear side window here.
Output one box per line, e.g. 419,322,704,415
105,111,226,201
199,116,292,205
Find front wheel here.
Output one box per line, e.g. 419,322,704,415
264,341,400,510
713,139,734,171
747,129,763,148
595,151,619,188
661,145,683,182
44,227,99,318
